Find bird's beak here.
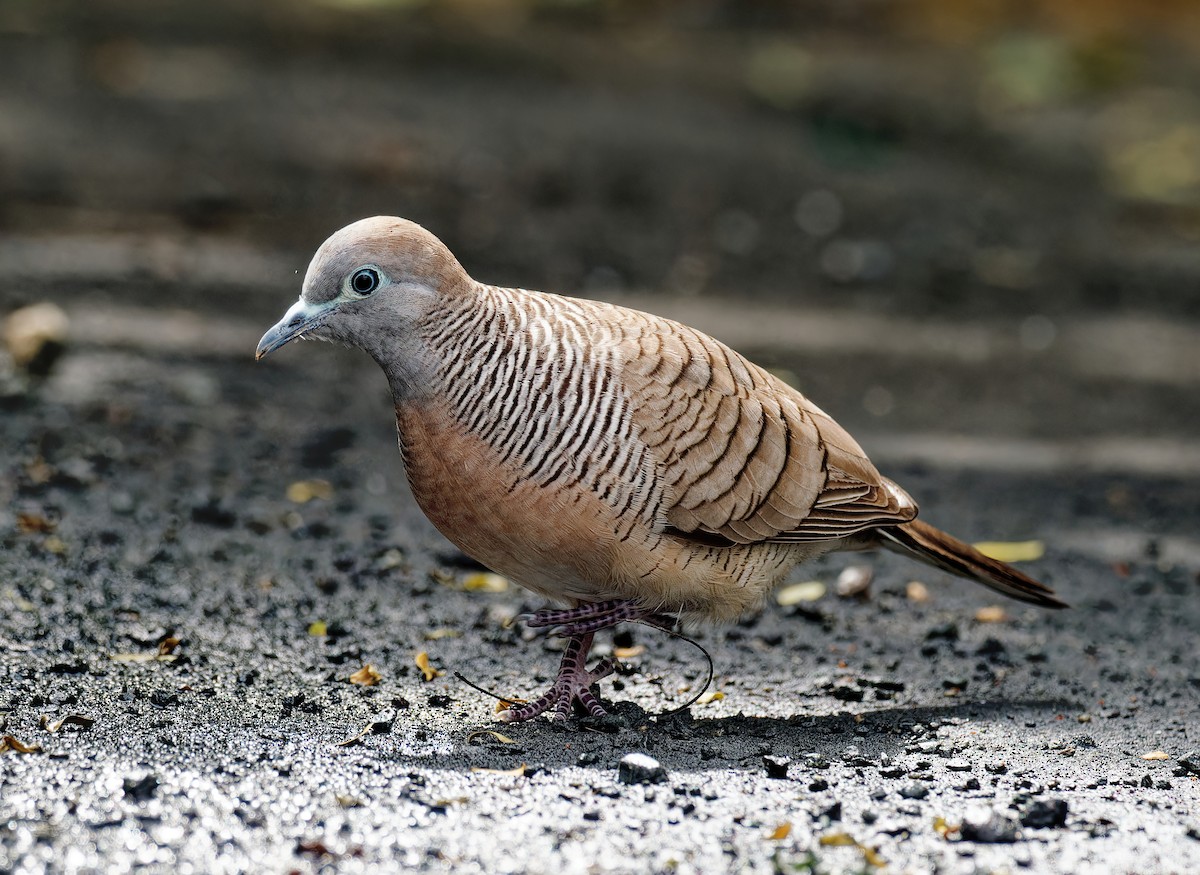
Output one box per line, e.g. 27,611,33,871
255,299,329,361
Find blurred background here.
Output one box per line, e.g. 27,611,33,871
1,0,1198,552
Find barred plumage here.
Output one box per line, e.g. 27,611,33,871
257,216,1066,722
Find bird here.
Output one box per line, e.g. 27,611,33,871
256,216,1065,723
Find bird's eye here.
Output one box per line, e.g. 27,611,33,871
349,268,380,296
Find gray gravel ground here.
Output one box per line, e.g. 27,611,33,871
2,320,1198,874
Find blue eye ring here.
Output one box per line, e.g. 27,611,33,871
349,267,380,295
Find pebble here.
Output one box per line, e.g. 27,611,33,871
899,782,929,800
123,773,159,802
946,759,972,772
762,755,790,779
835,565,873,599
1021,798,1069,829
1178,750,1200,775
961,807,1020,843
618,753,667,785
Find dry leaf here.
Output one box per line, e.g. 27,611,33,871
336,724,372,747
493,697,527,714
818,833,857,848
613,645,645,660
906,581,931,603
818,832,885,868
287,479,333,503
415,651,443,682
467,730,516,745
423,628,460,641
307,620,328,637
973,540,1045,563
0,735,42,754
16,512,56,534
776,581,826,606
44,536,67,555
933,816,959,838
768,823,792,841
1141,751,1171,761
158,637,181,656
39,714,94,733
349,664,382,686
470,763,527,776
696,690,725,705
974,605,1009,623
462,572,509,593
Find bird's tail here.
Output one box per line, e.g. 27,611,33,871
877,519,1066,609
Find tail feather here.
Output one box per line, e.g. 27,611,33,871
878,519,1067,609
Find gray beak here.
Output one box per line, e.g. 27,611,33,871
256,299,329,361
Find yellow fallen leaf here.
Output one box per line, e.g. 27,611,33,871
974,605,1009,623
467,730,516,744
462,572,509,593
768,823,792,840
906,580,930,603
307,620,328,637
44,536,67,555
349,664,382,686
424,628,460,641
818,833,857,848
613,645,645,660
287,479,333,503
470,763,527,776
818,833,885,868
494,697,527,714
415,651,443,682
776,581,826,606
696,690,725,705
157,637,181,656
933,816,958,838
0,735,42,754
861,846,887,868
973,540,1045,563
1141,751,1171,761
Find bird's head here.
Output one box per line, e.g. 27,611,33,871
256,216,469,362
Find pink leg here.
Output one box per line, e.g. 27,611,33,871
497,632,615,723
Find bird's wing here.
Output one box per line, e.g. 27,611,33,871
615,313,917,546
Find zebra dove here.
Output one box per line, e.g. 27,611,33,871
257,216,1065,722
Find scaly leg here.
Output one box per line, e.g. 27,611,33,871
497,632,615,722
499,599,670,722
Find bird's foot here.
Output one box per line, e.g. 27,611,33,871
497,632,615,723
519,598,650,637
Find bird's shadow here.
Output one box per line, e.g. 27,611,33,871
443,696,1084,772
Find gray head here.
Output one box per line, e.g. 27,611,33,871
256,217,470,365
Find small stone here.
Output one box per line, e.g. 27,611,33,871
835,565,873,599
899,782,929,800
1021,799,1069,829
1178,750,1200,775
946,759,972,772
808,778,829,792
961,807,1020,843
984,760,1008,774
762,755,790,779
149,689,179,707
618,753,667,785
123,773,159,802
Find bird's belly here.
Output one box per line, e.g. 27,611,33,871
395,401,820,617
396,401,630,604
